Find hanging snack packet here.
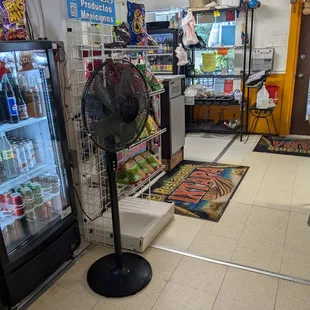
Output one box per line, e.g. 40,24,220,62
142,151,162,170
146,115,158,135
123,158,146,184
127,1,147,46
0,0,28,41
134,154,154,176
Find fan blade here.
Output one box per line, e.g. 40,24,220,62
90,115,122,137
93,72,116,113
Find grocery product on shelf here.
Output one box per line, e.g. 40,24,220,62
2,76,19,123
0,133,17,178
142,151,163,170
145,115,158,135
12,79,29,120
134,154,154,176
127,1,147,46
12,144,28,174
0,0,28,41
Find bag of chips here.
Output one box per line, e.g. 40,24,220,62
142,151,162,170
123,158,146,184
127,1,147,46
135,154,154,176
146,116,158,135
0,0,28,40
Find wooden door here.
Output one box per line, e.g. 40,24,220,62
291,15,310,135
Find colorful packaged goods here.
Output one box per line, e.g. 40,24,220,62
146,116,158,135
122,158,146,184
127,1,147,46
0,0,28,41
142,151,162,170
134,154,154,176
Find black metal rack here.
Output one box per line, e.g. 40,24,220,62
185,6,256,141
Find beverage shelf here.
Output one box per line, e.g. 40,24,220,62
0,163,51,193
0,117,47,134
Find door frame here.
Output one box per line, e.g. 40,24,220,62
290,13,310,134
280,0,303,136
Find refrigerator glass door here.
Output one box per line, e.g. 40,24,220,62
0,49,71,258
147,33,174,74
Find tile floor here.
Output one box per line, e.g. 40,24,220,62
29,244,310,310
29,134,310,309
153,134,310,278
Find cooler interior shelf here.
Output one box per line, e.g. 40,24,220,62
0,163,50,193
0,117,47,134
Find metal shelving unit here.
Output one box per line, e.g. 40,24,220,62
185,6,256,141
67,20,168,246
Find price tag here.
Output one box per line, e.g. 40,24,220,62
214,10,220,17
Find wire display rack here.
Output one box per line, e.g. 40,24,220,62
66,18,166,245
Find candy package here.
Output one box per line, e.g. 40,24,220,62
127,1,147,46
146,116,158,135
139,127,148,140
123,158,146,184
142,151,162,170
0,0,28,40
134,154,154,176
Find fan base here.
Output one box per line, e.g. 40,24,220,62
87,253,152,297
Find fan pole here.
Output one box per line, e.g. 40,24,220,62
106,151,123,270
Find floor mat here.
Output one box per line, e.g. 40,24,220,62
253,136,310,157
142,161,248,222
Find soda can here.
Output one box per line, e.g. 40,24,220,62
19,142,34,169
12,145,29,174
25,139,36,166
0,191,12,208
20,186,34,200
29,182,43,196
10,193,25,216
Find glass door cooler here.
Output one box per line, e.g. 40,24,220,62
0,41,80,308
147,29,179,75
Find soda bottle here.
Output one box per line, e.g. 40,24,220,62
12,79,29,121
31,80,43,118
0,133,18,178
0,81,11,124
0,152,7,183
2,76,19,123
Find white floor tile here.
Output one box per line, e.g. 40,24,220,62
201,202,251,240
284,229,310,256
213,294,266,310
93,277,167,310
170,256,227,295
288,212,310,232
231,242,283,272
153,215,204,251
188,230,238,261
152,281,216,310
29,285,99,310
218,268,278,310
275,279,310,310
281,250,310,280
142,248,182,281
184,137,232,162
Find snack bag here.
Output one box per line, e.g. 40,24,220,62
117,166,130,185
123,158,146,184
0,0,28,40
134,154,154,176
146,116,158,135
142,151,162,170
127,1,147,46
139,127,149,140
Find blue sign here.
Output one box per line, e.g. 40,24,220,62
67,0,116,25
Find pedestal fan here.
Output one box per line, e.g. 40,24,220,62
81,59,151,297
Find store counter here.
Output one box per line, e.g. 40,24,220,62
156,75,185,171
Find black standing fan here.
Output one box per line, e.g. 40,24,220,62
82,59,152,297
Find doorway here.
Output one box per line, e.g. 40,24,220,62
290,14,310,135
